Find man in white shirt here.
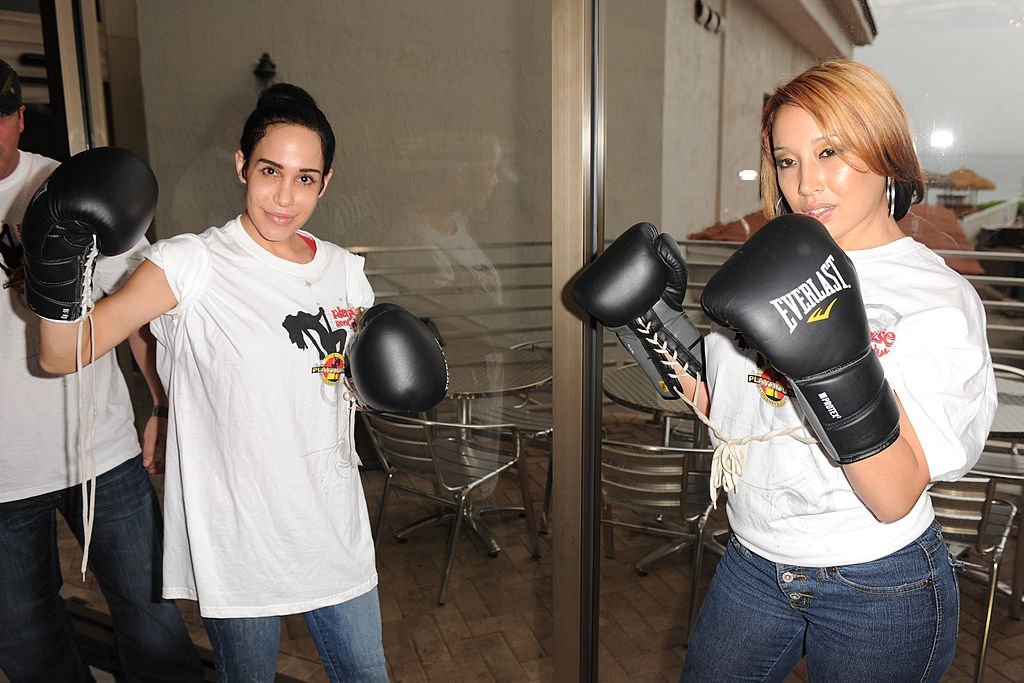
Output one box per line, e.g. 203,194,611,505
0,59,201,682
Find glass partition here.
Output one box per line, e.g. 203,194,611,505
21,0,1022,679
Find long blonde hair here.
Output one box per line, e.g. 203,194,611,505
759,59,924,220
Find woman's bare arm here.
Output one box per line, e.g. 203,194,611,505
38,260,178,374
842,395,930,523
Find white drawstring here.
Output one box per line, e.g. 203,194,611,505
346,399,360,471
637,318,818,507
76,238,99,580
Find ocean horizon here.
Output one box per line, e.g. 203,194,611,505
917,149,1024,204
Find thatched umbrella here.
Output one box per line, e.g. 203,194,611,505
926,167,996,207
947,167,996,205
948,167,996,190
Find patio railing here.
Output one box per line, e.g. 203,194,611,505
351,238,1024,363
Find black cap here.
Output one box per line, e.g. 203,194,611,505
0,59,22,115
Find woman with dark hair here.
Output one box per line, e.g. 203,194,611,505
34,83,390,681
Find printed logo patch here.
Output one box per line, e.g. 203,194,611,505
769,254,852,333
806,298,837,323
312,352,346,385
748,363,790,407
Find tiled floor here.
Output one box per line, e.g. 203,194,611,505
8,412,1024,682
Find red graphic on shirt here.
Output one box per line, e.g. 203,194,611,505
332,306,360,329
747,363,790,407
870,328,896,357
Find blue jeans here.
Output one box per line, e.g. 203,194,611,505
0,455,202,683
203,587,388,682
681,521,959,682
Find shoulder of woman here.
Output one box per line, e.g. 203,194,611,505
147,232,207,262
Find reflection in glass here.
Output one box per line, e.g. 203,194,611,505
387,133,506,339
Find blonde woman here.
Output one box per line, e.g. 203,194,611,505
573,59,995,681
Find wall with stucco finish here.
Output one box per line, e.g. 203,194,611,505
134,0,861,250
601,0,852,244
135,1,550,252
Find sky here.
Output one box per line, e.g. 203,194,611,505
854,0,1024,159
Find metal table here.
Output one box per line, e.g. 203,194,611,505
988,371,1024,443
602,364,705,447
443,340,553,423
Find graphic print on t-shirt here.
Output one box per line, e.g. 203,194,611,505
0,221,24,294
865,303,901,359
282,305,356,385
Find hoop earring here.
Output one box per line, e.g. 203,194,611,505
886,176,895,218
776,197,788,217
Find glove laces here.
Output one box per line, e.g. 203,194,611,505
638,318,817,507
76,237,99,580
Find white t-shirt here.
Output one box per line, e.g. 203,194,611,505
707,236,995,566
147,216,377,618
0,150,144,502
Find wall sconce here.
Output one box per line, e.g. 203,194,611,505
253,53,277,87
695,0,725,33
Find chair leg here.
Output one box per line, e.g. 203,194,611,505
602,505,615,560
540,451,553,534
373,472,393,541
976,562,1002,682
516,459,541,558
634,537,691,577
438,495,468,605
394,509,453,540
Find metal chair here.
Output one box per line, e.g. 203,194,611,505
982,362,1024,619
361,412,540,604
470,339,555,531
599,439,729,640
929,476,1017,682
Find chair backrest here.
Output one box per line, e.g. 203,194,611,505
510,338,552,352
362,412,521,494
928,476,1009,558
361,412,436,482
600,440,715,520
992,362,1024,378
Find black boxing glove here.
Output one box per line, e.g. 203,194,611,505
700,214,900,465
347,303,449,412
571,222,705,399
20,147,158,322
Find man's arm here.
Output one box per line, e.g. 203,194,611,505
126,323,167,474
